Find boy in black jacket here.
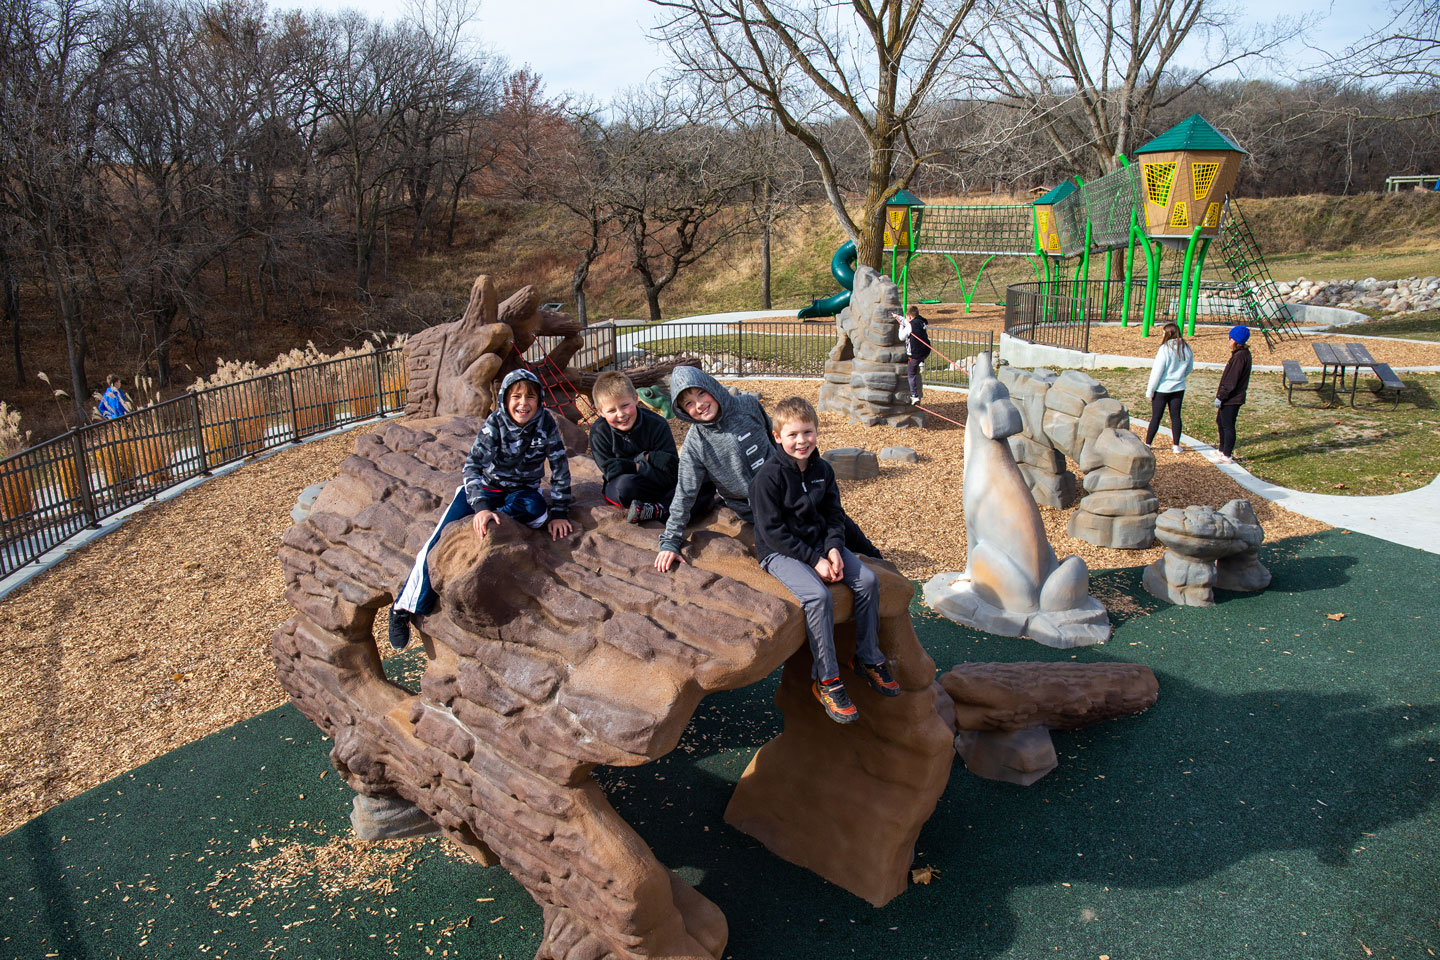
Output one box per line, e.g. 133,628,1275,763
589,371,682,522
750,397,898,724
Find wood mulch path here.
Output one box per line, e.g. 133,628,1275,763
0,383,1330,835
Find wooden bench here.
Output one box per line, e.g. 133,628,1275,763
1357,362,1407,410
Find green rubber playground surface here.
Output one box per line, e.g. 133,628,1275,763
3,528,1436,960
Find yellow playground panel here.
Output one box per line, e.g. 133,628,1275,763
1133,115,1244,240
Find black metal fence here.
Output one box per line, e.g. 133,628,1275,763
0,348,407,581
1005,278,1261,353
605,319,994,383
2,322,995,581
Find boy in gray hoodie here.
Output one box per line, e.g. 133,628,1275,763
654,366,878,572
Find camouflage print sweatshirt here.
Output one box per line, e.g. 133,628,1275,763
462,368,572,518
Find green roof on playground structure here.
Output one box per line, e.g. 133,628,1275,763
886,188,925,206
1133,113,1246,155
1032,181,1078,205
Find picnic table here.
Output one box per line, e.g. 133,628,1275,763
1304,342,1407,409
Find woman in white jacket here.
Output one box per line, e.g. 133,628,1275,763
1144,322,1195,453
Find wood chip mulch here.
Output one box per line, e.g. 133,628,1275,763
0,385,1330,835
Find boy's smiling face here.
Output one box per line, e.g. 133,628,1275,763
598,394,639,431
678,388,719,423
505,381,541,425
774,416,818,463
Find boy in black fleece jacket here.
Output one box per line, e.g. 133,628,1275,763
588,371,684,522
750,397,898,724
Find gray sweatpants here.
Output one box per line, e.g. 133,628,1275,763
760,546,881,682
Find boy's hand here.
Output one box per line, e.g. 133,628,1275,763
655,549,685,572
473,510,502,538
812,555,833,580
825,547,844,582
548,517,573,540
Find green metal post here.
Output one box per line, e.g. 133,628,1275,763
1100,244,1115,319
1176,225,1204,336
1142,240,1162,337
1186,237,1212,336
1121,214,1139,326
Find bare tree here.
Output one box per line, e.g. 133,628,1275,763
651,0,983,268
1324,0,1439,119
971,0,1304,173
0,0,129,419
596,89,759,321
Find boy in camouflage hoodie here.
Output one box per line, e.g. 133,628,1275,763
389,368,572,647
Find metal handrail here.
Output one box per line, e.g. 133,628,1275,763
1,348,409,580
1,321,995,580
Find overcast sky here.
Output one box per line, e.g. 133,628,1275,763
287,0,1396,104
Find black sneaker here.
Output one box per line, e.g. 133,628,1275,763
851,656,901,697
387,607,412,650
626,501,667,523
812,677,858,723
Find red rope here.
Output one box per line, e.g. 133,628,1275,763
912,401,966,428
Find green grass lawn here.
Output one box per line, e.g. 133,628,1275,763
1338,308,1440,342
1091,368,1440,494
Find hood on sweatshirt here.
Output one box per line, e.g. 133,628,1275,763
497,368,544,427
669,365,730,427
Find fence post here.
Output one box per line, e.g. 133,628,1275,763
736,323,744,378
190,392,211,476
372,351,385,416
69,431,98,528
285,370,302,443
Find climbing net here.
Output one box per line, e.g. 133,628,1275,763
1217,199,1305,347
903,204,1036,256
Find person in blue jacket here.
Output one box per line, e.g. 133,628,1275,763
97,375,131,420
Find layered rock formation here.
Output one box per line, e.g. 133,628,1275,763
923,353,1112,648
818,267,924,428
1142,499,1271,606
936,662,1160,785
997,366,1158,549
273,288,955,959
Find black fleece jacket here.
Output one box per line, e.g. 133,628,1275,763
750,450,846,566
588,407,679,487
1216,346,1252,406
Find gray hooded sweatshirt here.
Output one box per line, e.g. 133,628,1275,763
658,366,774,555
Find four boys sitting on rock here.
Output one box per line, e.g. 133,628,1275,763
391,363,895,723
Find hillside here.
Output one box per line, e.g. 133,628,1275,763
4,191,1440,442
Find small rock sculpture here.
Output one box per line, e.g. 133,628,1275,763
923,353,1112,648
936,662,1160,785
822,446,880,480
997,366,1159,549
1142,499,1271,606
818,267,924,428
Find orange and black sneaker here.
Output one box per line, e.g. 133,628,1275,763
851,657,901,697
813,677,858,724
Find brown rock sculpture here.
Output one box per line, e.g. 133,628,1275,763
818,267,924,428
273,413,952,959
403,274,675,439
1142,499,1271,605
937,661,1160,785
923,352,1112,648
997,366,1159,549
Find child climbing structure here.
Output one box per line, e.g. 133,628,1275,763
1026,113,1304,349
797,189,1042,318
800,115,1303,350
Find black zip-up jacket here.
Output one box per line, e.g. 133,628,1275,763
750,449,846,567
1216,346,1252,406
588,407,679,488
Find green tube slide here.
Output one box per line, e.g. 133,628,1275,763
797,240,857,319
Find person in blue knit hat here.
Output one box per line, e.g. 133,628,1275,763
1213,325,1252,463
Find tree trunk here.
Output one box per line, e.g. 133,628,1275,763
151,296,179,387
57,279,89,424
2,261,20,382
572,260,591,326
642,284,662,323
760,216,772,310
